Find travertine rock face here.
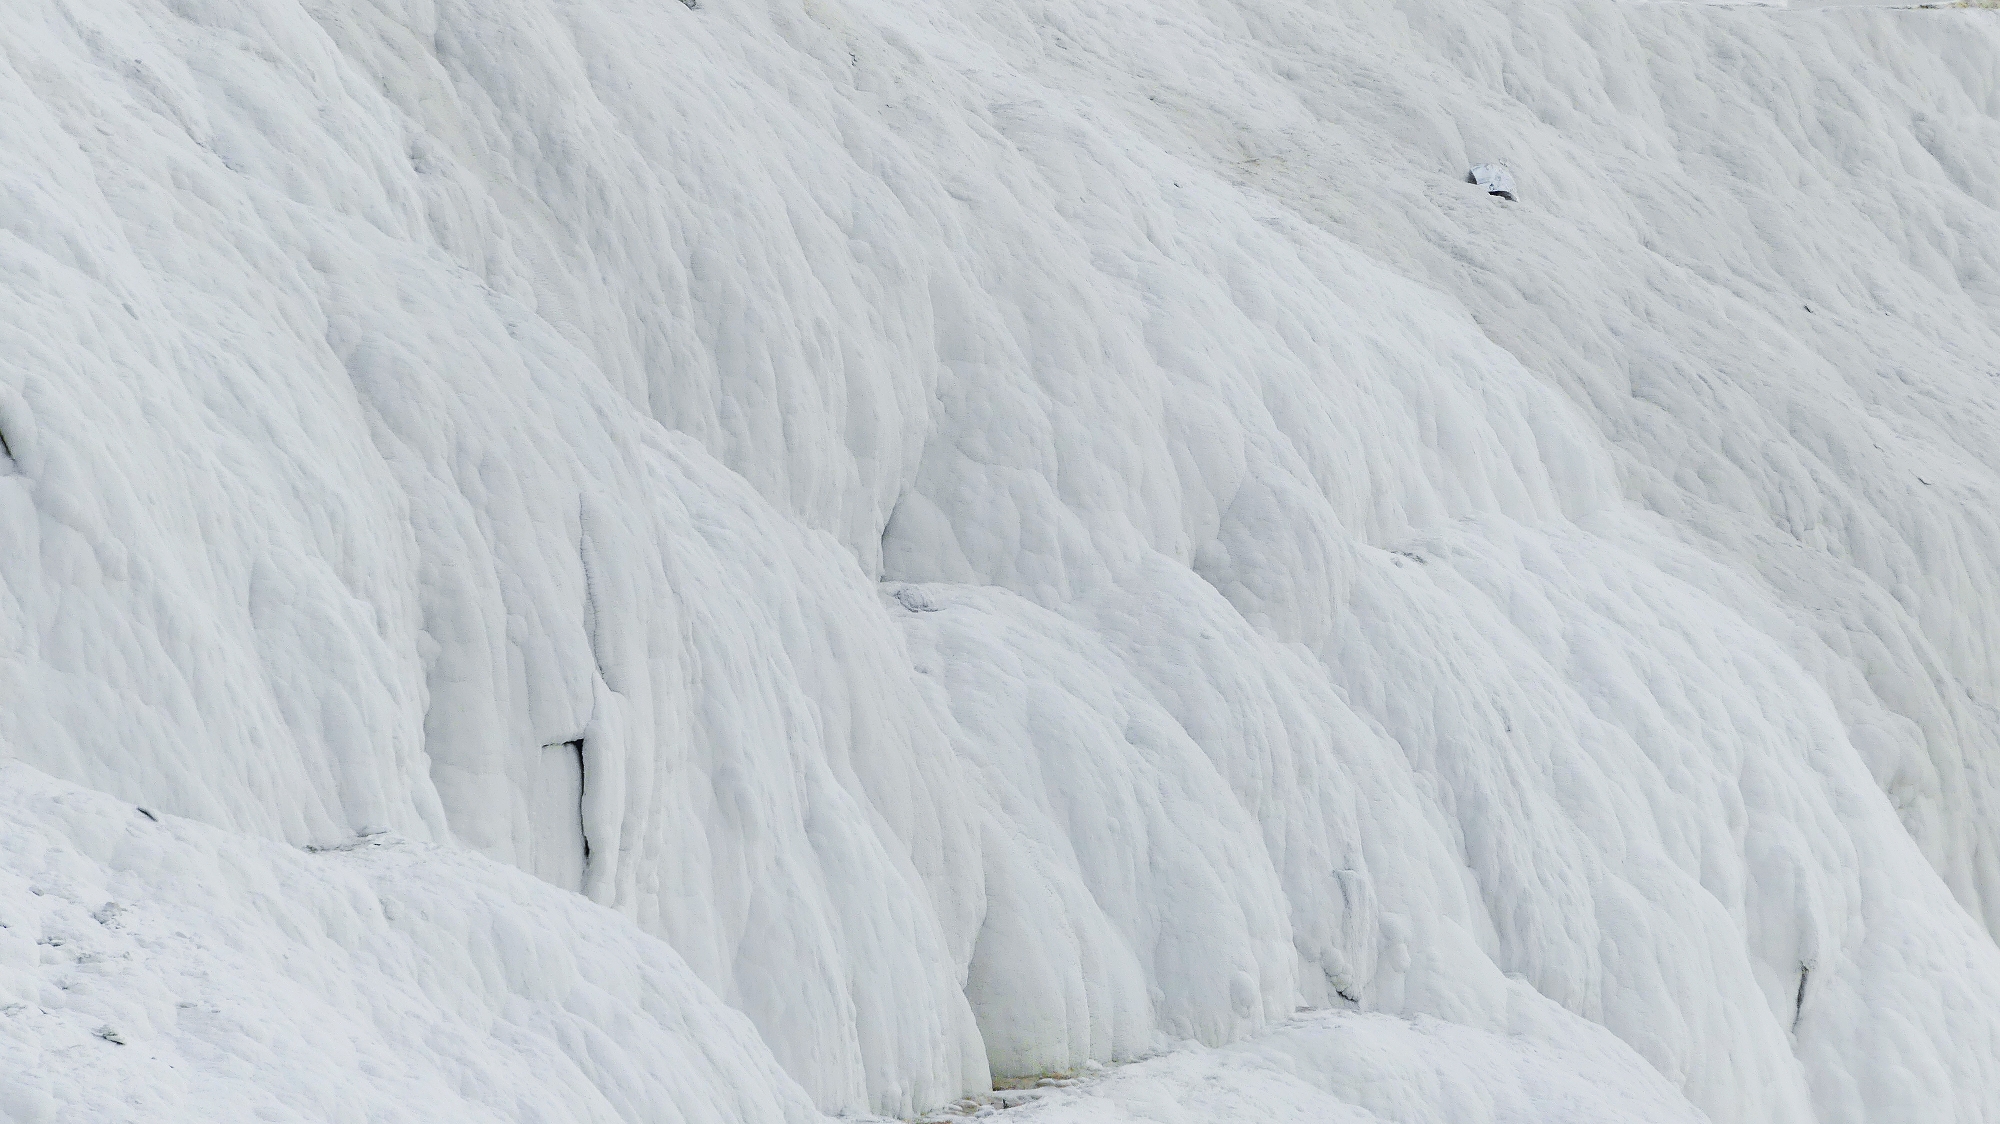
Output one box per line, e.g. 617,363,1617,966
2,0,1998,1120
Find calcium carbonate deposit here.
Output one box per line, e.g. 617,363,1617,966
3,0,1999,1119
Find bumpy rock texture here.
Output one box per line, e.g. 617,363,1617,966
3,0,1999,1120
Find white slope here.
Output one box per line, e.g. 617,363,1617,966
0,762,822,1124
1,0,1998,1120
982,1009,1709,1124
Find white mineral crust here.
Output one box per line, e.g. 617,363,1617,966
2,0,1998,1120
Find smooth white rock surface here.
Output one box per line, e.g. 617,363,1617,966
2,0,1999,1119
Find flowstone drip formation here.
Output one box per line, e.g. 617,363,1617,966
2,0,1999,1120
